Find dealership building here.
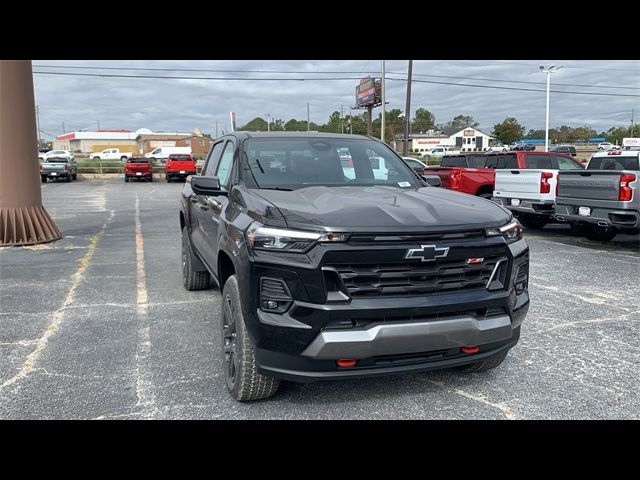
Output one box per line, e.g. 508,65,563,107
54,128,212,155
394,126,495,153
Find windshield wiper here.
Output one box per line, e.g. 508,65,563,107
258,187,293,191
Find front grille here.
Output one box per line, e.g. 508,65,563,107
329,255,506,297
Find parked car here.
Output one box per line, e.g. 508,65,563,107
145,146,192,163
401,156,427,174
597,142,620,151
124,156,153,182
487,144,509,152
549,145,577,156
555,150,639,241
180,132,530,401
92,148,133,161
40,156,77,183
420,146,460,157
428,153,495,198
165,154,197,182
512,143,537,151
492,153,584,229
39,149,74,162
38,147,52,154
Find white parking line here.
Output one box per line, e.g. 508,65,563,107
133,194,158,418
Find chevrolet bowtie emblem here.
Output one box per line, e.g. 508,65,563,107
405,244,450,262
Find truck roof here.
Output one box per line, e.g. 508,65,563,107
225,131,372,141
592,150,640,158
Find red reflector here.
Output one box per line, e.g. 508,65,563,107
461,346,479,354
336,359,357,368
466,258,484,264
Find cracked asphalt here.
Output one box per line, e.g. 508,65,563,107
1,178,639,419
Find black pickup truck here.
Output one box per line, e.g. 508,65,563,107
179,132,530,401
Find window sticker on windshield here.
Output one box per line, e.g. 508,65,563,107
398,181,411,187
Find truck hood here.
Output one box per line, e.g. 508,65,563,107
251,185,511,232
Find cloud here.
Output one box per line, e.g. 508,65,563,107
32,59,639,138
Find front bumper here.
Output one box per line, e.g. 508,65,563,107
555,204,640,230
492,197,554,216
242,238,529,382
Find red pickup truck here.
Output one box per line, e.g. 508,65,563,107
124,156,153,182
427,152,577,198
165,154,197,183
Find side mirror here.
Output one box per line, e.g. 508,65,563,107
421,174,442,187
190,175,225,196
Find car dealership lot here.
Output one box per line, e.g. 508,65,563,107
0,178,638,419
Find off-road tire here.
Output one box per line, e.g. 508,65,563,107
455,350,509,373
181,226,211,291
582,225,617,242
518,214,548,229
221,275,280,401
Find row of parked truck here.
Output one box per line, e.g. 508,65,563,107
426,149,639,241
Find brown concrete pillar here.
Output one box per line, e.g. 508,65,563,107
0,60,61,245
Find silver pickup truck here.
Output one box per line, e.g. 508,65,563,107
40,157,78,183
555,150,639,241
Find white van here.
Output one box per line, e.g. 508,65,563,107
145,146,192,162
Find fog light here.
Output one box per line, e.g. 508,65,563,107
259,277,292,313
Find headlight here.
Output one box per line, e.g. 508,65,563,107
486,220,523,244
246,222,349,253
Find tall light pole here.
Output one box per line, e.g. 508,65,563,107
306,103,310,131
265,113,271,132
402,60,413,156
381,60,386,143
540,65,563,152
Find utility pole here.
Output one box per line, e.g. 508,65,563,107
402,60,413,156
632,109,635,137
35,104,41,146
340,105,344,134
381,60,386,143
97,120,101,130
62,121,65,134
306,103,310,131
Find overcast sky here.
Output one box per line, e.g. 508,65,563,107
32,60,639,139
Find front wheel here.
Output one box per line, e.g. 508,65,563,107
221,275,280,401
454,350,509,373
518,214,548,229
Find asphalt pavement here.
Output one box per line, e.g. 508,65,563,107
0,177,638,419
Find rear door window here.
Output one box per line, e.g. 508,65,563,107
485,154,517,169
524,154,552,169
441,156,467,167
587,156,639,170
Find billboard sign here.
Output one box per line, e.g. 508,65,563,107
355,77,381,107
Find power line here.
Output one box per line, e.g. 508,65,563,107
33,64,639,90
386,77,640,98
479,60,640,73
32,70,640,98
387,71,640,90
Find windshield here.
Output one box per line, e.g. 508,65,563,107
242,138,420,190
587,156,639,170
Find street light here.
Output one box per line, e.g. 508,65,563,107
265,113,271,132
540,65,563,152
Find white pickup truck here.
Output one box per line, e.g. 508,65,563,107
91,148,133,161
492,153,584,228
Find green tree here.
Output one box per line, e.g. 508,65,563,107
446,114,479,131
525,129,545,139
605,124,640,145
492,117,525,144
412,108,436,133
240,117,268,131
